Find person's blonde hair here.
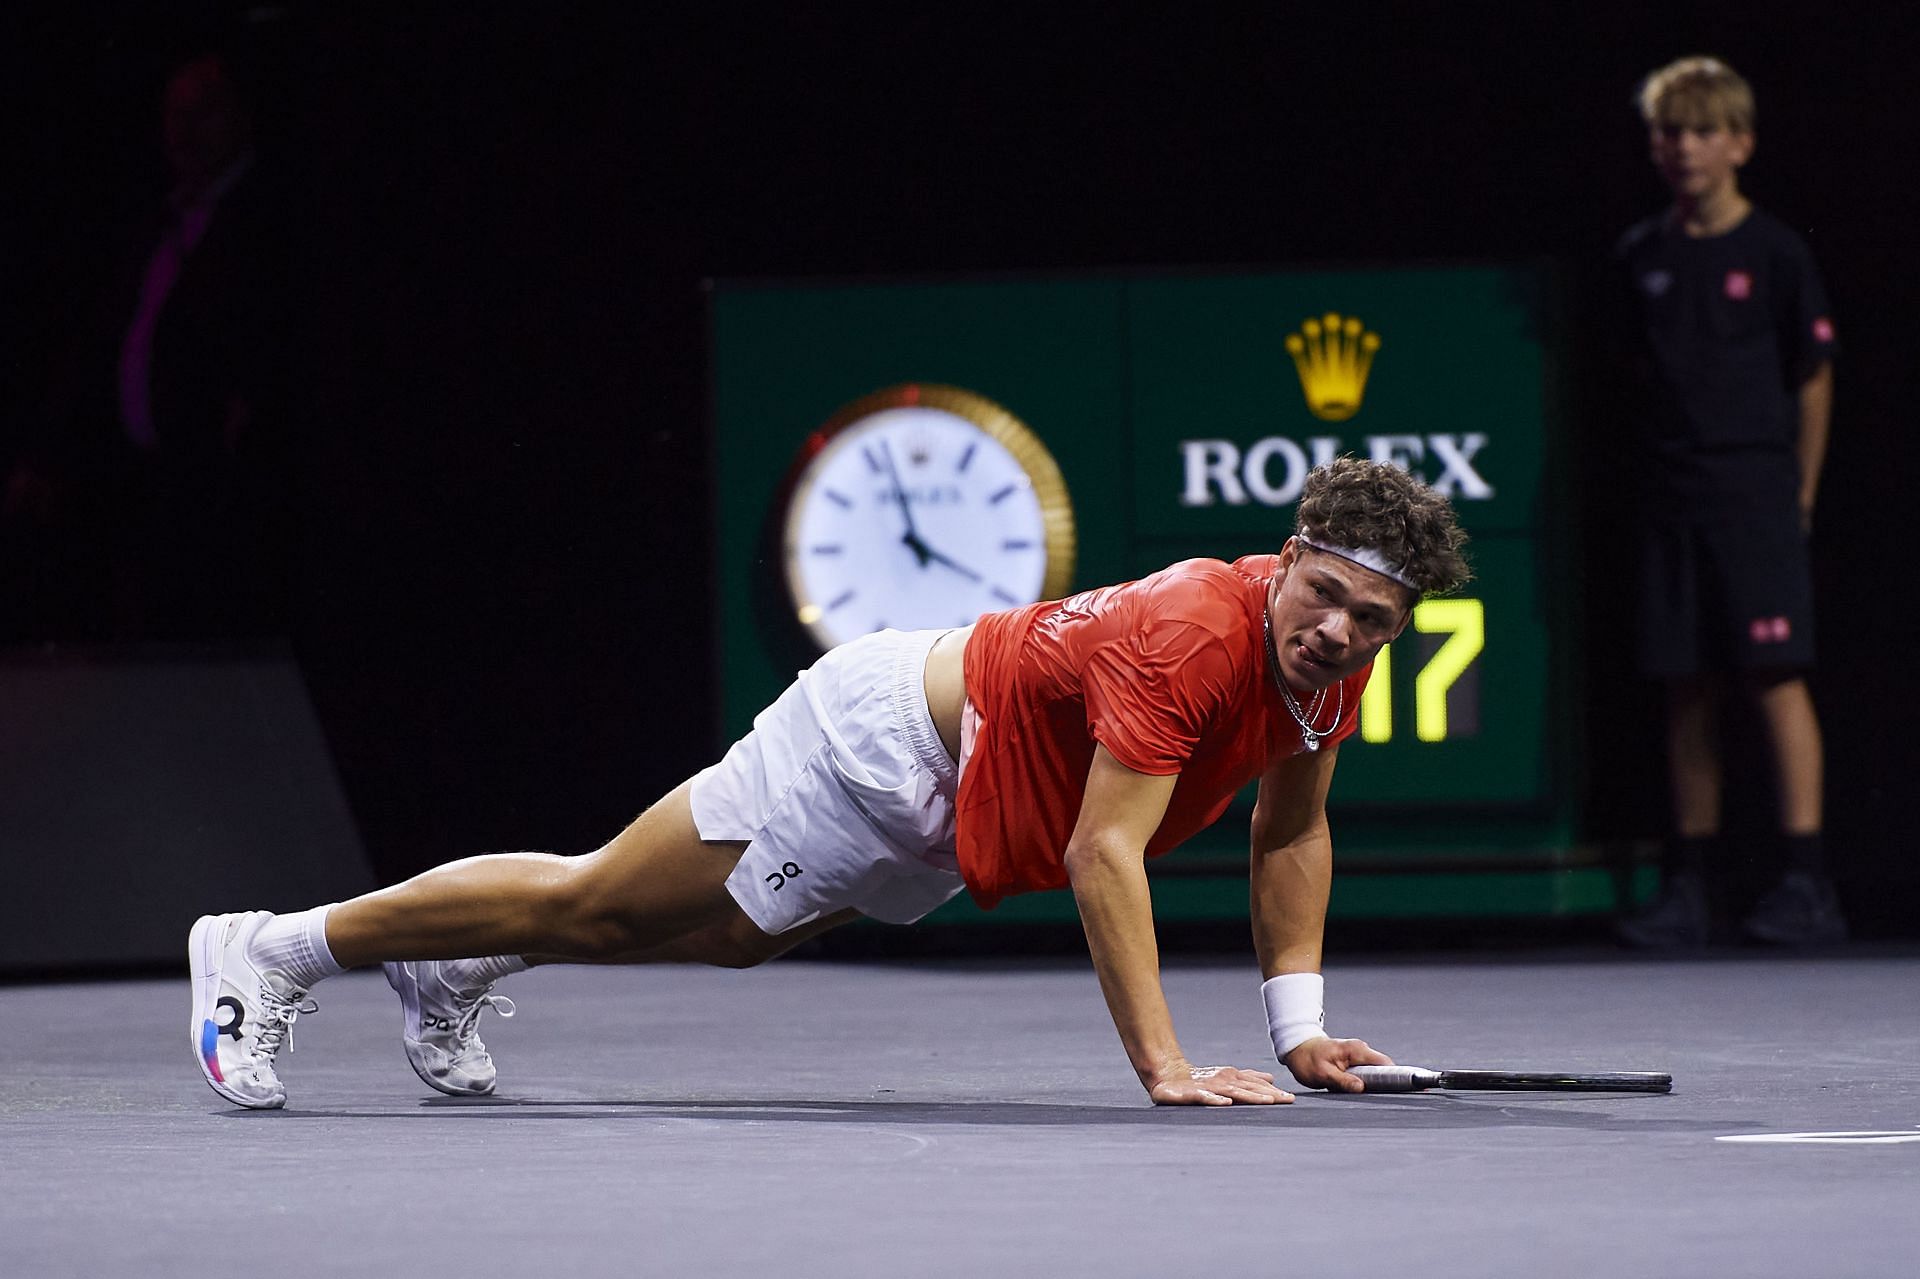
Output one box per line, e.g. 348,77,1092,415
1637,56,1755,134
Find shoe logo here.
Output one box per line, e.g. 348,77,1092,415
425,1016,454,1031
215,995,247,1041
764,861,804,891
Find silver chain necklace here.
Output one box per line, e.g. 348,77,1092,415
1263,605,1343,752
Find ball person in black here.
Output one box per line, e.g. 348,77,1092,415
1612,56,1843,947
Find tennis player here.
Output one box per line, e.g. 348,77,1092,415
190,457,1470,1109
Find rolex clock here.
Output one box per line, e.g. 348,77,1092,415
780,383,1076,651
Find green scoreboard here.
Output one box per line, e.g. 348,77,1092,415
710,265,1597,923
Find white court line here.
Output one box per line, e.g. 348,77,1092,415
1717,1129,1920,1145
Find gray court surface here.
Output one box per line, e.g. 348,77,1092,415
4,953,1917,1278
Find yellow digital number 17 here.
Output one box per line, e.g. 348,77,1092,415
1359,598,1484,744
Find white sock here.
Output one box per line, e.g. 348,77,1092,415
451,953,530,990
249,905,348,990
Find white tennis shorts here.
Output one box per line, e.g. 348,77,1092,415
690,628,967,934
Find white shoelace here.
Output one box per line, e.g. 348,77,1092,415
451,990,516,1050
251,978,319,1061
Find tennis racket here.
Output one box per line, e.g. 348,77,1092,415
1349,1064,1673,1094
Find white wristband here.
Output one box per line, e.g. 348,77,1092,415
1262,972,1326,1058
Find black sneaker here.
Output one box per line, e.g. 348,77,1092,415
1742,871,1849,946
1615,870,1711,950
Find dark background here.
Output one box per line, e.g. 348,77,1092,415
5,4,1917,934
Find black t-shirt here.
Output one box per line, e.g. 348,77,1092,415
1615,207,1836,516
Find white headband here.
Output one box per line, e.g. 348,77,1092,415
1294,532,1418,591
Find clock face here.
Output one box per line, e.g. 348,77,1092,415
782,385,1074,651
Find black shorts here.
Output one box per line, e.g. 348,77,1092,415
1635,515,1815,679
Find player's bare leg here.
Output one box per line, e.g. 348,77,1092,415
324,779,741,968
192,780,789,1107
337,792,863,1099
525,907,862,969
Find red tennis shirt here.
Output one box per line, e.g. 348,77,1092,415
955,555,1371,909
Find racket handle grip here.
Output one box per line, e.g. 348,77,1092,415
1349,1065,1442,1092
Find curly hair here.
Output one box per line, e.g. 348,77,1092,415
1293,457,1471,597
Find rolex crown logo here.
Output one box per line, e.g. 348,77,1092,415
1284,313,1381,422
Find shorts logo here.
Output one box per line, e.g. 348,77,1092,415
1749,616,1791,644
1813,316,1835,342
765,861,804,891
1639,270,1672,297
1724,270,1753,300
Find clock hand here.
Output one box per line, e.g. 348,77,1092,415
920,544,983,583
879,440,931,568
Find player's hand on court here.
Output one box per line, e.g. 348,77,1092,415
1281,1036,1394,1092
1148,1062,1295,1106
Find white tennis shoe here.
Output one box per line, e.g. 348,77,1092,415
188,911,317,1110
384,959,516,1096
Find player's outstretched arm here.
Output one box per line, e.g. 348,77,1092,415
1067,747,1294,1106
1251,745,1394,1092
